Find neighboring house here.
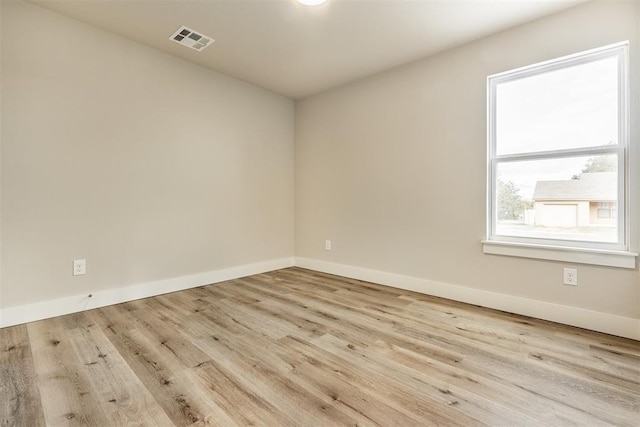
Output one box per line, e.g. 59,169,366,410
532,172,617,227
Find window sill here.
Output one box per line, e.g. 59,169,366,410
482,240,637,269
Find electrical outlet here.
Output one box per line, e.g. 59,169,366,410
73,259,86,276
563,268,577,286
325,240,332,251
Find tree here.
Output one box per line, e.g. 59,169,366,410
572,156,616,179
497,179,528,221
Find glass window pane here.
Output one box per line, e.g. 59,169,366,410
495,155,618,243
496,56,618,155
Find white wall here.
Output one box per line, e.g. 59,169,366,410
0,0,4,316
295,1,639,331
1,1,294,310
1,0,638,338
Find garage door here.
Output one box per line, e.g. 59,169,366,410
539,204,577,227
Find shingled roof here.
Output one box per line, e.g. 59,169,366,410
533,172,616,201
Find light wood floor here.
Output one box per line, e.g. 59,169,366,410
1,267,639,426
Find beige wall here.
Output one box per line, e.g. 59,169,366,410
2,0,639,326
295,0,640,319
0,0,3,311
1,1,295,308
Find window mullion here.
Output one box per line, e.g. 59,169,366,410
495,145,620,163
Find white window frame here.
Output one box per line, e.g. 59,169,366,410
483,42,637,269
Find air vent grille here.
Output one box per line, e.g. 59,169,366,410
170,26,214,52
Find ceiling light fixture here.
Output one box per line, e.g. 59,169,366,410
296,0,328,6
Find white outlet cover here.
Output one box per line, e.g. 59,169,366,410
74,259,86,276
563,268,577,286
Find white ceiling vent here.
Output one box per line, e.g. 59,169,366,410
170,26,214,52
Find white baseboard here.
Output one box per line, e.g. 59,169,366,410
0,257,294,328
295,257,640,341
2,256,637,340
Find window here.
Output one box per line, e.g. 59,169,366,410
597,202,616,219
484,42,636,268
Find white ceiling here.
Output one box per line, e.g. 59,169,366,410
28,0,588,99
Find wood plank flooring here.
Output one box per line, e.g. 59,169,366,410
1,267,639,426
